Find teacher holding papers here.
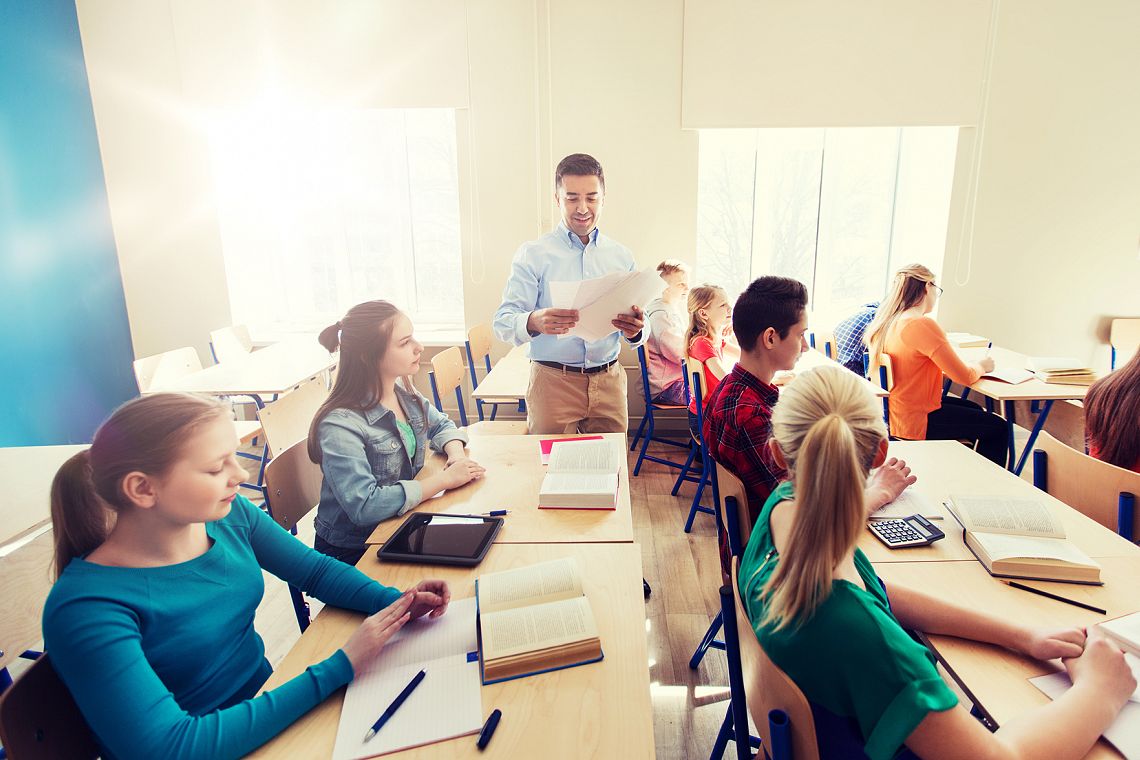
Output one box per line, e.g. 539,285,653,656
493,153,647,434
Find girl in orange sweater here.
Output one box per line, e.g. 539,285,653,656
865,264,1007,465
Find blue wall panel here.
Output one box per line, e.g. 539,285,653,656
0,0,137,445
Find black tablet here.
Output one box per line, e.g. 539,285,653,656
376,513,502,566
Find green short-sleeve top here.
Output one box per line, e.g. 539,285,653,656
394,419,417,459
737,481,957,760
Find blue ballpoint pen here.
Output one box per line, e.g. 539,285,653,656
481,509,509,517
363,669,426,743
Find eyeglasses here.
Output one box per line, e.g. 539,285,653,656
931,283,944,296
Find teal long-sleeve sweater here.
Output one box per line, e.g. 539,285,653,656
41,495,402,760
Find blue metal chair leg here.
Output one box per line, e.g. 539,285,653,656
689,610,725,669
1013,399,1053,475
1003,400,1017,471
631,412,649,451
672,444,698,495
1119,492,1135,542
633,412,656,475
684,468,714,533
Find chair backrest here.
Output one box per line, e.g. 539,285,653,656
263,439,324,532
255,377,331,458
429,346,469,426
685,356,712,404
636,346,655,404
813,331,836,361
1109,317,1140,369
731,562,821,760
466,324,495,369
0,654,99,760
209,324,254,364
132,346,202,393
1032,430,1140,540
714,462,753,557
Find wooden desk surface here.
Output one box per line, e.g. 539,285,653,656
0,528,55,670
0,444,86,545
249,543,654,760
366,433,634,546
858,441,1138,563
792,348,888,398
145,339,334,397
472,343,529,401
960,346,1094,402
874,556,1140,759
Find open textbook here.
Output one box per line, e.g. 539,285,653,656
1030,651,1140,759
332,597,482,760
475,557,603,684
549,269,666,343
947,495,1101,584
539,438,620,509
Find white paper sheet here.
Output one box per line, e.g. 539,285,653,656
868,489,943,520
550,269,665,342
1029,653,1140,760
331,597,482,760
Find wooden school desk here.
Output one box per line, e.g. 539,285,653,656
792,347,888,398
874,556,1140,760
957,346,1094,475
471,343,530,405
0,528,54,672
142,338,334,404
249,543,655,760
858,441,1138,564
0,444,86,544
365,433,634,546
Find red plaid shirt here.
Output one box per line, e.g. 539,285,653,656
702,364,787,528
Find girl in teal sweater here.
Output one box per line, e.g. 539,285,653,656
42,393,451,759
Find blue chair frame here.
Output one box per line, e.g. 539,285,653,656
631,347,695,476
676,367,716,532
429,370,470,428
1033,449,1136,541
464,339,525,420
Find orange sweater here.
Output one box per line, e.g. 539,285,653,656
883,315,982,440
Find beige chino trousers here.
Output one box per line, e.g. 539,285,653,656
525,361,628,435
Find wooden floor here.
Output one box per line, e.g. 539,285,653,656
253,439,734,759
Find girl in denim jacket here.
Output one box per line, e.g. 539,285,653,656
308,301,485,565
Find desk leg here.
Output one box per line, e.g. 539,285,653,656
1003,400,1017,471
1013,399,1054,476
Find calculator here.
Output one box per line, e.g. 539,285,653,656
867,515,946,548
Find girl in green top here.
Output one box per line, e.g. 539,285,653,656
738,364,1134,760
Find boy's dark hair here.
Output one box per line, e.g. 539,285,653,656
733,276,809,352
555,153,605,191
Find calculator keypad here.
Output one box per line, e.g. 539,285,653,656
869,519,927,547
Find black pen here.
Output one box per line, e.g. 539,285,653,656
363,669,427,743
481,510,509,517
1006,581,1107,615
476,708,502,750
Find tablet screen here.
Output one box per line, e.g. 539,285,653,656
378,513,501,565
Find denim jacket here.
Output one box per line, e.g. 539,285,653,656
315,383,468,550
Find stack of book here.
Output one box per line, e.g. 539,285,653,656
947,332,990,349
1028,357,1097,386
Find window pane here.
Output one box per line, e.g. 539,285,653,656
696,130,759,298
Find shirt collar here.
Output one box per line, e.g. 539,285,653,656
556,221,599,251
363,384,415,424
729,364,780,404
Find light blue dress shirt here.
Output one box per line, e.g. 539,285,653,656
493,222,648,368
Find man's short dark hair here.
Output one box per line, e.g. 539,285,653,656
733,276,809,352
555,153,605,191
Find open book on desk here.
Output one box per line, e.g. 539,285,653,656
539,438,620,509
475,557,603,684
947,495,1101,584
980,367,1035,384
332,597,482,760
868,489,943,520
1030,652,1140,760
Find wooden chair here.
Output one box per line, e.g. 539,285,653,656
262,439,325,632
675,358,716,532
464,324,522,420
209,324,254,364
631,347,693,476
0,654,99,760
731,561,820,760
132,346,202,393
255,377,330,459
0,528,55,693
1032,431,1139,541
810,330,836,361
1110,317,1140,369
871,352,895,435
430,346,526,435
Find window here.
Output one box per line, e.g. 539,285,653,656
696,127,959,329
207,107,464,340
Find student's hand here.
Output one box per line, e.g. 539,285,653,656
1017,625,1086,660
440,458,485,489
864,457,917,513
341,592,414,674
407,579,451,620
977,356,996,374
612,305,645,340
1064,629,1135,710
527,308,580,336
445,453,474,467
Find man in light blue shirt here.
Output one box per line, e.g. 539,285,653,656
493,153,647,434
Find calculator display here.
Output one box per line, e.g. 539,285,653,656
911,521,931,537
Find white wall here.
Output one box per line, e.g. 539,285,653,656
77,0,1138,375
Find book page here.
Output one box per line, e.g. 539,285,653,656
540,472,618,499
1102,612,1140,653
970,532,1097,567
357,597,478,676
479,557,582,614
869,489,942,520
950,495,1065,538
980,367,1035,384
546,438,619,474
481,595,598,661
333,655,482,760
1029,654,1140,760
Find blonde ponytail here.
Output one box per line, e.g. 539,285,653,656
757,365,886,631
864,264,935,374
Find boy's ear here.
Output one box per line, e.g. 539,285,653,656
768,438,787,469
762,326,777,348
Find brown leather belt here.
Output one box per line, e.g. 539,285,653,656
534,359,617,375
